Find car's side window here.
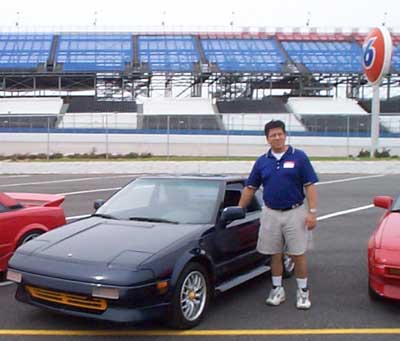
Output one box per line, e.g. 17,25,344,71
223,183,261,213
223,190,242,208
247,195,261,213
0,203,9,213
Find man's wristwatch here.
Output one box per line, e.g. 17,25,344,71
309,208,317,214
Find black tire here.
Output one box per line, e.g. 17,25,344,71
17,230,43,247
282,254,295,278
368,282,382,301
168,262,211,329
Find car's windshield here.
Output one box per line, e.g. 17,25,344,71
96,178,220,224
392,195,400,211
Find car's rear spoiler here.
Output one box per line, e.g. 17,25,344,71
5,192,65,207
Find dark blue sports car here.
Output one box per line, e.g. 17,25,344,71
7,175,294,329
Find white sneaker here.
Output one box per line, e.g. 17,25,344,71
266,286,286,306
296,288,311,310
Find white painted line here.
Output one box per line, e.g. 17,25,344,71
317,174,385,185
59,175,386,197
66,214,90,221
317,204,374,221
59,187,121,196
0,175,31,179
0,281,13,287
0,175,135,188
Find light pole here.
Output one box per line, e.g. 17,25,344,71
161,11,166,27
306,12,311,27
15,11,20,27
93,11,98,27
382,11,388,26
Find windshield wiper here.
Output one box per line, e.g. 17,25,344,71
92,213,119,220
129,216,179,224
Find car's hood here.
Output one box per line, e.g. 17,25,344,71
10,217,204,285
378,212,400,250
16,216,201,265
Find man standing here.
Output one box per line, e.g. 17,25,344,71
238,120,318,310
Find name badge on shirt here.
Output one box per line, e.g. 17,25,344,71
283,161,295,168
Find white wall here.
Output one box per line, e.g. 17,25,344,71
0,98,63,114
2,132,400,157
139,97,215,115
222,113,306,132
60,113,137,129
287,97,368,115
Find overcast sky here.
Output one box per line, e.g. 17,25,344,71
0,0,399,31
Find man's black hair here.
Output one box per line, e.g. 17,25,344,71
264,120,286,137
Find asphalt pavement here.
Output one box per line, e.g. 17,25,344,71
1,173,400,340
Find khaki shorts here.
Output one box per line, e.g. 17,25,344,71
257,205,312,256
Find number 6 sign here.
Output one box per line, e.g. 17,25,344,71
363,27,393,85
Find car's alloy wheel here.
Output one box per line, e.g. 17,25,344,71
180,270,207,321
169,263,210,329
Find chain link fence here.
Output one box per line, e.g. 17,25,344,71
0,113,399,158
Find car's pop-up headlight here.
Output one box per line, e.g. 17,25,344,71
92,286,119,300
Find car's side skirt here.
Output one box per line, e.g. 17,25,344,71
214,264,270,294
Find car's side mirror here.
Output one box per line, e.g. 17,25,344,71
219,206,245,226
373,196,393,210
94,199,105,210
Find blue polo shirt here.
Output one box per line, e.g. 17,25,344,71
245,146,318,209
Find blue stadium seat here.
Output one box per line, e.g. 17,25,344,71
138,35,199,72
392,44,400,72
201,38,285,72
56,34,132,72
282,41,362,73
0,34,52,69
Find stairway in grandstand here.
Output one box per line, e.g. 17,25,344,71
216,97,306,132
358,97,400,133
287,97,376,134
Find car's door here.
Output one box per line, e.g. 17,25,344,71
213,182,264,279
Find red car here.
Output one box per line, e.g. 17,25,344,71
368,195,400,300
0,192,66,279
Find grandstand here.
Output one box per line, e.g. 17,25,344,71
0,29,399,135
358,97,400,133
287,97,371,133
1,30,399,97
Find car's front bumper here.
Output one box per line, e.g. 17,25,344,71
0,250,12,273
13,269,170,323
369,265,400,300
